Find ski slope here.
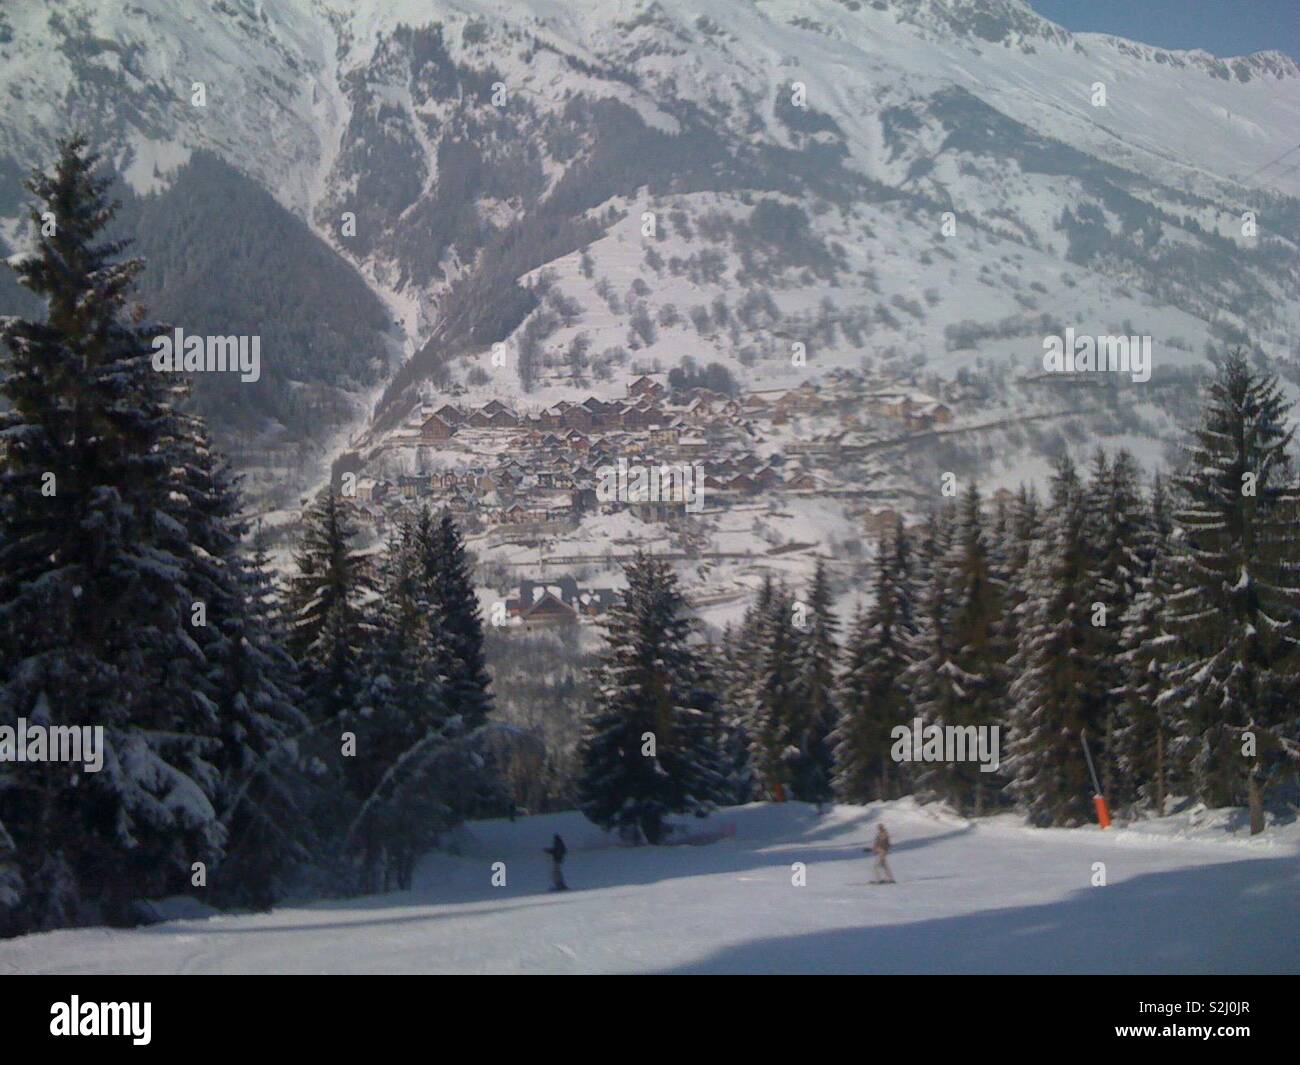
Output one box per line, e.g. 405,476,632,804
3,800,1297,974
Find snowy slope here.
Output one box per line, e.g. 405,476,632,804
3,800,1296,974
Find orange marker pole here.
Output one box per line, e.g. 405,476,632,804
1093,794,1112,829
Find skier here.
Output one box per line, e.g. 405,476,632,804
867,823,894,884
544,833,568,891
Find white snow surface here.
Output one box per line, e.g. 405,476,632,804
3,799,1296,974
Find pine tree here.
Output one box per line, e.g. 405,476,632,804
0,136,224,930
287,488,372,725
1113,476,1177,813
900,503,957,805
789,560,839,806
1084,449,1146,803
936,484,1008,815
833,520,919,802
417,509,492,728
746,580,802,802
1162,349,1300,833
1007,457,1104,826
711,624,754,804
578,554,724,843
211,525,319,909
346,524,457,890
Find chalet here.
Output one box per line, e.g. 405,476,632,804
580,396,612,427
520,591,577,627
752,466,781,489
778,382,821,411
466,409,492,428
507,577,620,627
682,397,715,423
540,401,571,429
563,429,591,451
419,413,456,441
783,472,822,491
487,408,520,429
434,403,466,425
563,405,595,431
621,403,662,430
627,374,666,400
482,399,511,416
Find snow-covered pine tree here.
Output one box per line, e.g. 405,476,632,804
347,523,455,890
1162,348,1300,834
1007,456,1105,826
287,488,372,726
900,502,957,806
718,578,774,801
1084,449,1146,803
417,509,493,729
789,560,839,806
0,136,224,930
710,625,754,804
211,523,319,910
578,553,724,843
1112,475,1178,814
939,484,1009,816
745,579,802,802
833,518,919,802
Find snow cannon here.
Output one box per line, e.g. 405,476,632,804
1081,729,1111,829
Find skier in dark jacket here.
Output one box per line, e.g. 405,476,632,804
543,833,568,891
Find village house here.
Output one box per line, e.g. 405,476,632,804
627,374,666,401
419,413,456,442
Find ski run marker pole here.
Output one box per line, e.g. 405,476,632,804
1080,728,1111,828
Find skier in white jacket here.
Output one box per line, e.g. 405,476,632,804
868,824,895,884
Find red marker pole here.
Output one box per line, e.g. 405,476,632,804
1081,729,1111,828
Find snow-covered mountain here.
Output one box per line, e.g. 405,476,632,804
1,0,1298,503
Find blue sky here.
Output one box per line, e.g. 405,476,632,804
1027,1,1300,61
